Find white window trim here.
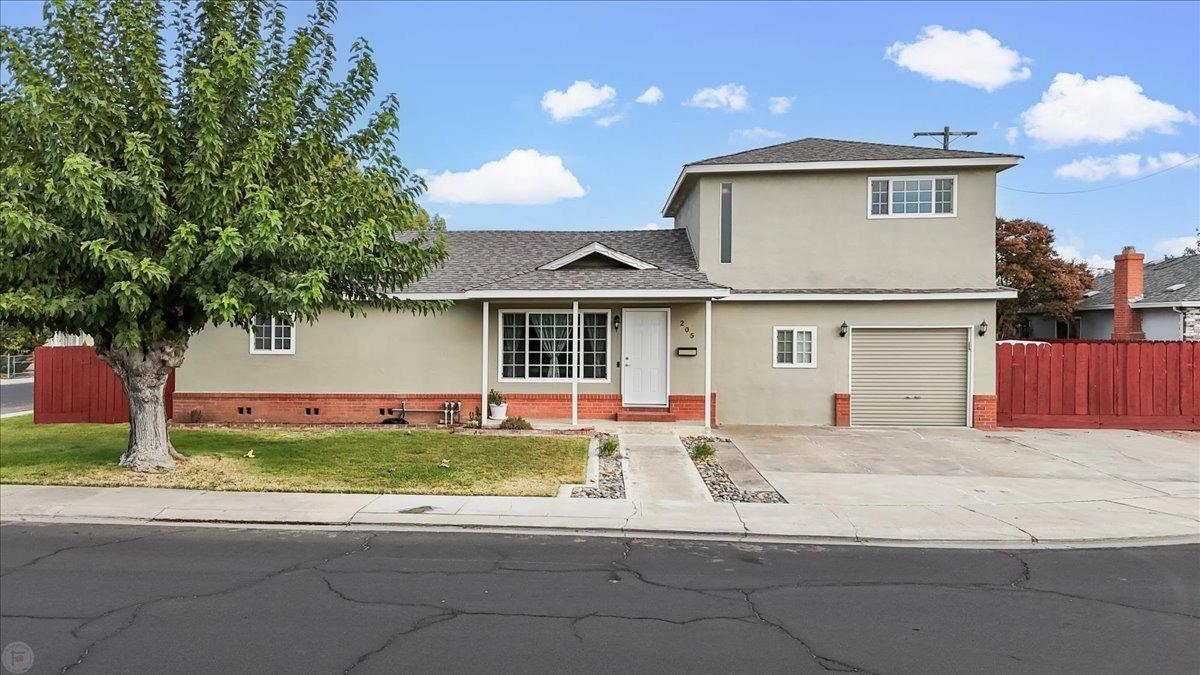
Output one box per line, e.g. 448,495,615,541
497,309,612,383
772,325,816,369
249,317,296,355
538,242,657,271
865,174,957,220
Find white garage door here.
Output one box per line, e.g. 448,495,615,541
850,327,970,426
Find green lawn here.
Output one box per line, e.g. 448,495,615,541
0,416,588,496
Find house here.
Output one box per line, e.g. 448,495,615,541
174,138,1021,429
1027,248,1200,341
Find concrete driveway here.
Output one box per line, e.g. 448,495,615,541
721,426,1200,517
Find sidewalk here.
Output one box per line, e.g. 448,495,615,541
3,483,1197,548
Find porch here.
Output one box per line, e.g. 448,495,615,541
476,296,718,428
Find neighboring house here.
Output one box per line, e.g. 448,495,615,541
175,138,1020,429
1028,248,1200,341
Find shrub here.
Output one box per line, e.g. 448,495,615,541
488,389,506,406
598,437,619,456
186,409,203,423
690,442,716,460
498,416,532,430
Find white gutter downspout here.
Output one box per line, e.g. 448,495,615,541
704,299,712,431
481,301,489,424
1171,306,1186,340
572,300,580,426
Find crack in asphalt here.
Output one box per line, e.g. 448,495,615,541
58,533,380,674
0,534,154,578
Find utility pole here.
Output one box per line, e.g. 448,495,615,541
913,126,976,150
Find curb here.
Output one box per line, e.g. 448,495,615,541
4,512,1197,550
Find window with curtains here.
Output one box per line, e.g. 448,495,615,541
500,310,609,381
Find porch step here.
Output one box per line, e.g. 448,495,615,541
616,407,678,422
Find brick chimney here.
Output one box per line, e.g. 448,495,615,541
1110,246,1145,341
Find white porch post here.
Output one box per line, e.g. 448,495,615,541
481,301,489,423
572,300,580,425
704,299,712,431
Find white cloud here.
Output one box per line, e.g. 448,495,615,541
1055,243,1114,271
541,81,616,121
1005,126,1018,144
768,96,793,115
635,86,663,105
885,26,1031,92
688,83,749,111
1054,153,1142,181
595,113,625,128
733,127,785,141
424,150,586,205
1154,236,1197,257
1054,151,1198,181
1021,73,1196,147
641,222,664,230
1144,151,1197,172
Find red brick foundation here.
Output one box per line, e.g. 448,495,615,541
971,394,998,431
834,393,851,426
173,392,716,424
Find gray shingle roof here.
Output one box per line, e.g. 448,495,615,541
690,137,1022,166
729,287,1013,295
1078,254,1200,308
405,229,720,293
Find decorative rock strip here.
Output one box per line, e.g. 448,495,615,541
572,433,626,499
682,436,787,504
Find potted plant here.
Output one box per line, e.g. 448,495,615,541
488,389,508,420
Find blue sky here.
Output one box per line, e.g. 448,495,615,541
3,0,1198,268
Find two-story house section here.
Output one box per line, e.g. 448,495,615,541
664,138,1021,427
175,138,1020,429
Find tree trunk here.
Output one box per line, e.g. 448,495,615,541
96,338,188,472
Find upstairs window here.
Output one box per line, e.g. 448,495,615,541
720,182,733,263
868,176,955,218
250,317,294,354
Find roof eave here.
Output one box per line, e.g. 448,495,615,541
661,156,1022,217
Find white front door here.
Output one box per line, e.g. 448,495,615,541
622,309,669,406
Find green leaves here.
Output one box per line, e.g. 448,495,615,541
1,0,446,350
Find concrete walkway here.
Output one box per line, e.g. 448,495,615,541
620,431,711,503
3,482,1197,548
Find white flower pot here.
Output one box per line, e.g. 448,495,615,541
489,403,508,420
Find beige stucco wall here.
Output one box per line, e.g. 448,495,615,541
713,299,996,425
176,301,709,397
675,168,999,290
176,304,483,393
673,181,702,263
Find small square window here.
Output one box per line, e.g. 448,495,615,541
774,327,816,368
250,317,294,354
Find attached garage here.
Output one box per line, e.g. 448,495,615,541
849,327,971,426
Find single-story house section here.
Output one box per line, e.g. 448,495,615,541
175,138,1021,428
1028,248,1200,341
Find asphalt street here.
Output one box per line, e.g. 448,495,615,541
0,381,33,415
0,523,1197,674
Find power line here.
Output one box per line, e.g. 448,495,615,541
999,155,1199,195
913,126,977,150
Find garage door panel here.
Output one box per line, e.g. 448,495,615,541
851,328,969,427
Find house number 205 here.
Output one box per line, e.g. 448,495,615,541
679,320,695,340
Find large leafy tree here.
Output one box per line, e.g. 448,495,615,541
1,0,446,470
995,217,1093,339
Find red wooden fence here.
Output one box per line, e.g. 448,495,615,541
996,341,1199,429
33,346,175,424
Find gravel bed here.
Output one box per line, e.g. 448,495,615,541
681,436,787,504
571,433,626,499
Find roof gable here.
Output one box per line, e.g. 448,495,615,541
538,242,658,271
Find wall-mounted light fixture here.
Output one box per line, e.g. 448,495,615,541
612,314,621,331
839,322,849,337
978,320,988,336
